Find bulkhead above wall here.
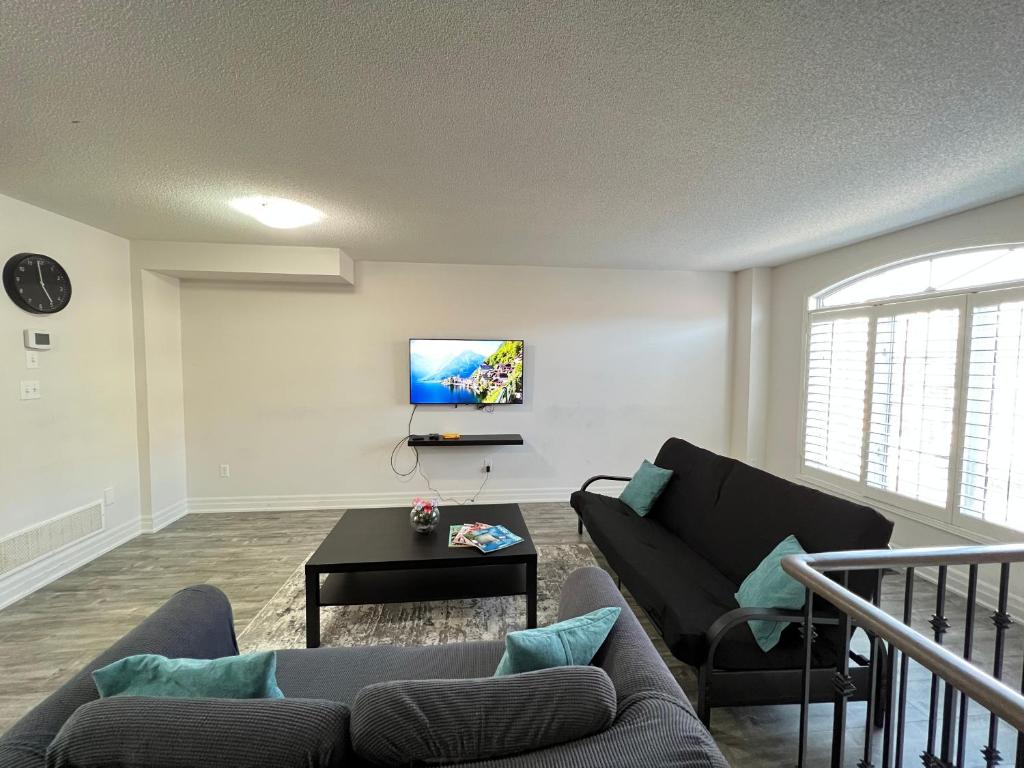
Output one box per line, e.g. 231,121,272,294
130,241,355,286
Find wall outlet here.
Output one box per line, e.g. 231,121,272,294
219,464,231,478
20,380,41,400
25,350,39,369
483,458,492,473
103,487,116,506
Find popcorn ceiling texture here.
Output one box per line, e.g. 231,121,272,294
1,0,1022,270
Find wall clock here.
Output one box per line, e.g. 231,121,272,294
3,253,72,314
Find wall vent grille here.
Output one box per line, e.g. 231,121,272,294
0,501,104,577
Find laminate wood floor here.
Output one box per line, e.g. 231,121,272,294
1,504,1021,767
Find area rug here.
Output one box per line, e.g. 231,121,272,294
238,544,599,652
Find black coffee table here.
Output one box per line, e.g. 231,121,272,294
304,503,538,648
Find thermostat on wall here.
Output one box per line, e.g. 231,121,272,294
24,329,52,350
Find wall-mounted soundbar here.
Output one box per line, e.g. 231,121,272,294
408,433,524,447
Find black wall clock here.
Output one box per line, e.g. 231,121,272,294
3,253,72,314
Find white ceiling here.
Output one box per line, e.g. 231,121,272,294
2,1,1023,271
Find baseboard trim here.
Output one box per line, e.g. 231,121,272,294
149,499,189,533
0,486,616,609
187,484,622,514
0,516,141,611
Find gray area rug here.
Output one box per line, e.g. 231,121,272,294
238,543,598,652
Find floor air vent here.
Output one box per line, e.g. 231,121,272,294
0,501,104,576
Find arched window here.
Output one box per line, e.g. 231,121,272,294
802,244,1024,536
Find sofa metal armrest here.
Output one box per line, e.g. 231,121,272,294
579,475,632,492
705,607,839,661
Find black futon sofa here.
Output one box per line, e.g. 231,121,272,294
571,437,895,726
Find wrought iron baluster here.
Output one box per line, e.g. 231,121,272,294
859,569,883,768
781,546,1024,768
894,567,914,768
923,566,949,764
936,570,959,762
956,564,978,767
882,619,897,768
798,586,813,768
832,570,854,768
1017,642,1024,768
982,563,1012,767
939,679,958,763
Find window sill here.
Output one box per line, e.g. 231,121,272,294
794,473,1024,546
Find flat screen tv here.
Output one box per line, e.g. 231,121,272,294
409,339,524,405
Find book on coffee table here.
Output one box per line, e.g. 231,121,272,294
448,525,467,547
448,522,490,547
461,525,524,553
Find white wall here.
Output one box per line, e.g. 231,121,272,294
180,261,733,509
729,267,771,466
764,193,1024,607
136,270,188,529
128,240,356,530
0,193,141,603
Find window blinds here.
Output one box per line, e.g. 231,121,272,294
867,307,960,507
804,315,869,480
959,299,1024,529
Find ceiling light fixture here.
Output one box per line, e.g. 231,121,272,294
229,196,324,229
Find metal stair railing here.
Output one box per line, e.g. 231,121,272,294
782,544,1024,767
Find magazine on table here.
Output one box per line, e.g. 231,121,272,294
461,525,524,553
448,522,490,548
448,525,466,547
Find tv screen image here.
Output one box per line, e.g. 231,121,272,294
410,339,524,405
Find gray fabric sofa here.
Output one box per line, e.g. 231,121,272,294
0,567,729,768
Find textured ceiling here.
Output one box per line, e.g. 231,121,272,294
1,1,1023,271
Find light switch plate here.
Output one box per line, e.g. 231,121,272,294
103,487,116,506
25,351,39,369
20,380,41,400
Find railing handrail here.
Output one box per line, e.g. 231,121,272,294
788,542,1024,571
782,549,1024,731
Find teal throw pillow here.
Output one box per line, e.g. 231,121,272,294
735,534,808,653
619,460,674,517
493,607,621,676
92,651,285,700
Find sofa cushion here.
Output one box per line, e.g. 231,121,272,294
735,535,810,652
578,495,843,670
493,607,621,676
578,496,731,646
46,696,350,768
92,651,284,700
450,696,729,768
706,462,894,599
619,460,674,517
646,438,736,541
275,640,505,703
350,666,616,766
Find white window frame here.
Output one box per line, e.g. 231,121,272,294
801,306,874,485
951,285,1024,540
809,243,1024,312
798,259,1024,544
861,293,967,520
